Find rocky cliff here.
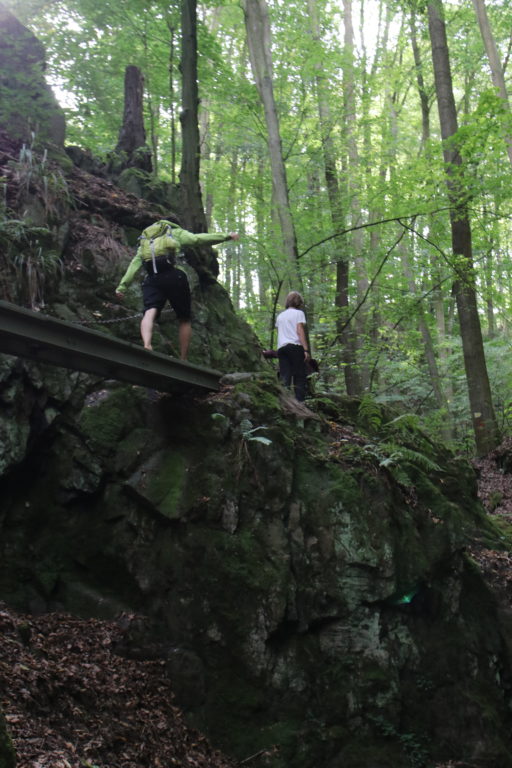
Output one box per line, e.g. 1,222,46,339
0,3,65,148
1,365,512,767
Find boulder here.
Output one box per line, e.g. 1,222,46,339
0,4,65,147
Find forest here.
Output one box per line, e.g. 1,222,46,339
5,0,512,456
3,2,512,767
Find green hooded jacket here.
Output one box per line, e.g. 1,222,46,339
116,220,233,293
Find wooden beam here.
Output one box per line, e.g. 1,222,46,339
0,301,221,392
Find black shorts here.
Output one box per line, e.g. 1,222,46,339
142,267,191,320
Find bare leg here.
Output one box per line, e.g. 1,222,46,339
141,308,158,350
179,319,192,360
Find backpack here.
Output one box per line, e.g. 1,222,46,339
139,220,179,274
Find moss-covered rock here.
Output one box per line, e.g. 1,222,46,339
1,364,512,767
0,5,65,149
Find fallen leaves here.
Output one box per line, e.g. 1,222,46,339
0,605,236,768
470,441,512,602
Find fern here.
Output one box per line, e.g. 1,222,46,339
383,413,421,433
358,394,383,431
362,440,442,489
378,443,441,473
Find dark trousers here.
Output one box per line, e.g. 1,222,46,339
278,344,307,402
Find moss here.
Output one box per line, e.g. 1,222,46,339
145,449,187,520
79,387,146,456
201,671,314,768
233,375,283,416
34,558,61,596
308,394,362,425
476,514,512,550
0,711,15,768
203,528,277,594
334,737,409,768
195,668,274,757
114,427,161,475
295,455,363,520
255,719,314,768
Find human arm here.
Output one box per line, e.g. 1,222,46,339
172,228,239,247
297,322,310,358
115,249,143,297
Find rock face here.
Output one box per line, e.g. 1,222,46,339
0,4,65,146
1,371,511,768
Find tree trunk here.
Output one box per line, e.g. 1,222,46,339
242,0,301,291
411,8,455,408
224,148,240,299
343,0,368,381
199,7,222,182
400,242,452,438
410,9,430,149
484,249,496,338
141,20,159,177
115,65,152,172
167,21,177,186
428,0,499,455
306,0,361,394
179,0,207,232
147,96,159,178
472,0,512,165
255,149,271,309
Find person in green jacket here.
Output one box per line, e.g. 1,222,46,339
115,220,239,360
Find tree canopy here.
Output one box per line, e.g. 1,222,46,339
4,0,512,452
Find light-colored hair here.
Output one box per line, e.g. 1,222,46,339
285,291,304,309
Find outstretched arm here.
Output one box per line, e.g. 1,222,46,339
173,229,239,247
297,323,310,358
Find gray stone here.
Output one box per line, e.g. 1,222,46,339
0,4,65,145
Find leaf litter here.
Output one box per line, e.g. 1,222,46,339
0,607,236,768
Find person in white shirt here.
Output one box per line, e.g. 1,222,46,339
275,291,310,401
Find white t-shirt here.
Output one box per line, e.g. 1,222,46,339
276,307,306,349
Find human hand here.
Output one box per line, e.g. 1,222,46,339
115,291,124,300
229,232,240,241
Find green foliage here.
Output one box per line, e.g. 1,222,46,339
0,139,69,306
12,139,70,216
239,418,272,446
369,715,429,768
377,444,441,474
361,440,441,488
0,217,62,307
383,413,421,435
357,395,384,432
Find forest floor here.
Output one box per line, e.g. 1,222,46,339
469,438,512,608
0,607,237,768
1,446,511,768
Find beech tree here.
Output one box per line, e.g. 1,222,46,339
242,0,301,291
427,0,500,455
179,0,207,232
472,0,512,166
306,0,362,393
